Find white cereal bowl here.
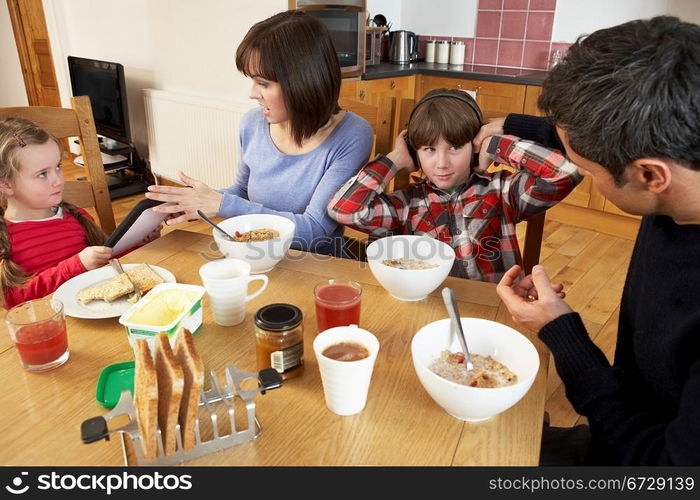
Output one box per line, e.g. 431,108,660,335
411,317,540,422
366,235,455,301
213,214,295,273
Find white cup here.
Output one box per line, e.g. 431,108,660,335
313,325,380,416
199,258,268,326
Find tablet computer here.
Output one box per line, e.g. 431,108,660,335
105,199,168,255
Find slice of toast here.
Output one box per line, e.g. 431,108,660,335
134,339,158,462
77,273,133,304
154,333,184,456
127,264,164,293
174,328,204,451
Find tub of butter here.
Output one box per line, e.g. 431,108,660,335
119,283,205,351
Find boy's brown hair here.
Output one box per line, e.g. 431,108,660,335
407,88,482,150
235,10,341,147
0,117,106,305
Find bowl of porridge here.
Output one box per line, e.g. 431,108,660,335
411,317,540,421
213,214,295,273
366,235,455,301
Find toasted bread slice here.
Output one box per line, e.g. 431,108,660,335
154,333,184,456
174,328,204,451
127,264,164,293
77,273,133,304
134,339,158,462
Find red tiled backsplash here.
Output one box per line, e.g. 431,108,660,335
419,0,570,71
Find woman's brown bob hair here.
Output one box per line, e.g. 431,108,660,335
236,10,341,146
407,88,482,149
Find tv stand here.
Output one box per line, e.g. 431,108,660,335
74,138,152,200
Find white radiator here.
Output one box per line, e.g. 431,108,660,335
143,89,255,189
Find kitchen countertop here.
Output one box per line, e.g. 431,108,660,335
362,62,549,86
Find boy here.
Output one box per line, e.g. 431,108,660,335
328,88,581,282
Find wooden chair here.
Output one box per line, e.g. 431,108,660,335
0,96,116,234
339,96,395,158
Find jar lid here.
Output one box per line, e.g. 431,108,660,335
255,303,303,331
435,40,449,44
451,40,465,45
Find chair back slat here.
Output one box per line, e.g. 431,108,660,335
0,106,80,139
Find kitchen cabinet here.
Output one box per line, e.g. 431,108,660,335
416,75,527,120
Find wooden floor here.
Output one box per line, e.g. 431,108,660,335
69,164,635,428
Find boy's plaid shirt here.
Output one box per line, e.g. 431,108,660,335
328,135,582,282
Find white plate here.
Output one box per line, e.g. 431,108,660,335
53,264,176,319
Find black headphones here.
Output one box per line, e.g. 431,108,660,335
404,90,483,164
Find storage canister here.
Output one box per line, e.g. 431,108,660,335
436,40,450,64
449,41,466,65
425,40,436,63
255,303,304,380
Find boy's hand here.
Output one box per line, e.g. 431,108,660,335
386,130,417,172
496,265,573,332
475,135,497,173
78,246,112,271
473,117,505,153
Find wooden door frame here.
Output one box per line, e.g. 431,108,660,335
6,0,61,107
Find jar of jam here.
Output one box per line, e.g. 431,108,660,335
254,303,304,380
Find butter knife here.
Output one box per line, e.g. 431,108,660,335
109,258,142,303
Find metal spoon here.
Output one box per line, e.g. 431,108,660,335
197,210,235,241
441,287,474,373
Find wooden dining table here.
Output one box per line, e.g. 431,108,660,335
0,229,548,466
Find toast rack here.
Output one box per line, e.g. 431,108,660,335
81,365,282,466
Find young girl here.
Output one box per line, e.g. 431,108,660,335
328,88,582,282
0,117,112,308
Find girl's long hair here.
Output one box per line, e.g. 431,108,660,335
0,117,106,305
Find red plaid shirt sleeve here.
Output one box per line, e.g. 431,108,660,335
487,135,582,220
327,155,412,234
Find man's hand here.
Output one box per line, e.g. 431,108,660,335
496,265,573,331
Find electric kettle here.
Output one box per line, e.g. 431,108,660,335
389,30,419,64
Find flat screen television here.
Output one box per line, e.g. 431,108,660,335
67,56,131,146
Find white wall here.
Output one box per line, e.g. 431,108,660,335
669,0,700,24
368,0,478,37
0,4,29,106
43,0,285,156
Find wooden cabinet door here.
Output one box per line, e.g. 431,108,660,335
417,75,526,120
356,76,415,105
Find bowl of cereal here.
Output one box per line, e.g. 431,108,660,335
213,214,296,273
411,317,540,421
366,235,455,301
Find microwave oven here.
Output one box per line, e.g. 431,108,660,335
296,0,366,78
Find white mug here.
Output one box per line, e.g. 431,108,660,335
199,258,268,326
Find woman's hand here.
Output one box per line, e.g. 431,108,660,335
146,171,223,225
496,264,573,332
78,246,112,270
386,130,417,172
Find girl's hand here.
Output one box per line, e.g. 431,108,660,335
386,130,417,172
79,246,112,271
146,171,223,225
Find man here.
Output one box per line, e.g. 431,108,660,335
476,16,700,465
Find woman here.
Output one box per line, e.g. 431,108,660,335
146,10,373,256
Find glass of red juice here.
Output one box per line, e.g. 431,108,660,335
313,279,362,333
5,298,69,372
